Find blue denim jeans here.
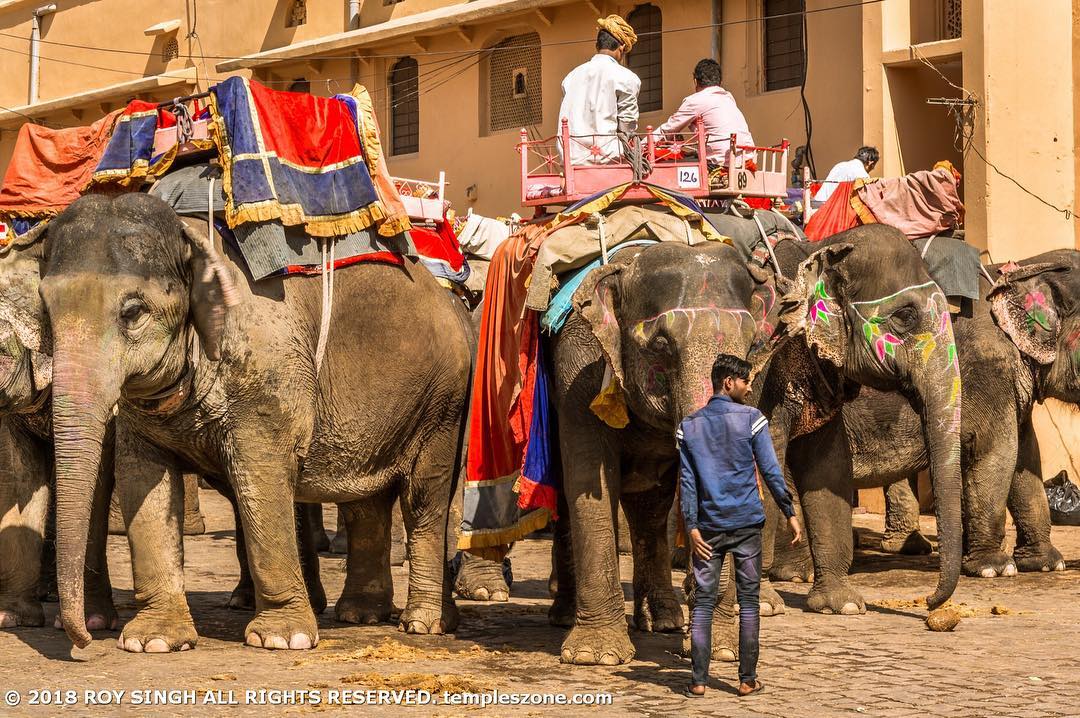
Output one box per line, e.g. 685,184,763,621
689,525,763,686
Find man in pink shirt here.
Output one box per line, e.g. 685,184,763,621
654,59,755,167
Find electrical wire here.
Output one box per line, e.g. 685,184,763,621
0,0,887,64
798,4,816,178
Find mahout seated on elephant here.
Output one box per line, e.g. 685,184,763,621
33,193,472,652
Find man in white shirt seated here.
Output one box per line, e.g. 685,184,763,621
557,15,641,165
653,59,754,168
814,146,879,202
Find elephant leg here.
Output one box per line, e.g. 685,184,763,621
961,424,1017,578
330,510,348,554
336,491,395,625
295,504,327,614
114,427,197,652
204,480,255,611
621,479,682,633
771,498,813,582
228,444,317,650
559,428,634,666
0,424,49,628
1010,421,1065,573
454,551,510,602
790,422,865,615
398,425,459,635
881,477,933,555
756,489,785,616
309,504,330,553
182,474,206,536
548,490,575,628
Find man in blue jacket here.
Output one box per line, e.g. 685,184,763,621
677,353,802,698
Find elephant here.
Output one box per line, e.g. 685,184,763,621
744,226,963,619
37,192,473,652
548,239,779,665
814,250,1080,579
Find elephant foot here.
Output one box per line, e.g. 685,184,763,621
962,550,1017,578
769,559,814,584
454,556,509,602
118,608,198,653
681,617,738,662
245,602,319,650
83,593,119,631
806,580,865,615
560,623,635,665
0,598,44,628
759,580,786,617
335,593,394,625
881,530,934,556
634,588,684,633
399,599,458,635
328,530,347,555
227,582,256,611
1013,543,1066,573
548,593,575,628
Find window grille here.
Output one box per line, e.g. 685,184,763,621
944,0,962,39
763,0,805,91
161,38,179,63
391,57,419,155
627,4,662,112
287,0,306,28
486,33,542,133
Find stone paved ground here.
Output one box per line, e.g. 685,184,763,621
1,490,1079,717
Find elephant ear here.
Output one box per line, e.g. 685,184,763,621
572,263,625,390
181,221,241,362
988,261,1069,365
777,242,855,368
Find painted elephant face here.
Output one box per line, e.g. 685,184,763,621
779,228,960,403
989,250,1080,403
572,241,776,428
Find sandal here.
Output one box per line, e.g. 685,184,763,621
738,680,765,697
683,685,706,698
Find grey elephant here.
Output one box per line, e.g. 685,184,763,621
811,251,1079,580
37,193,472,652
742,227,963,619
548,240,780,665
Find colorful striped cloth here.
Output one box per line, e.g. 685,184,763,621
91,101,210,188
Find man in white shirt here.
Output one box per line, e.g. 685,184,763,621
557,15,641,165
813,146,879,202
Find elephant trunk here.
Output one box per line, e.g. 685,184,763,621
51,349,119,648
915,365,962,611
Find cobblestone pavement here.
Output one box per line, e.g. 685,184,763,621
1,491,1078,716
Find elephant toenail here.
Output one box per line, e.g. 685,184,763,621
245,632,263,648
144,638,170,653
560,649,573,663
116,636,125,649
492,591,509,602
180,643,192,651
840,603,861,615
86,615,105,630
55,617,63,630
264,636,289,650
474,589,489,600
289,634,313,650
1042,566,1050,572
1002,564,1017,577
980,568,996,578
1055,560,1066,571
717,649,736,662
124,638,144,652
599,653,620,666
363,615,378,626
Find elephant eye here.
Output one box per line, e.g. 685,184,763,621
891,305,919,331
119,298,149,330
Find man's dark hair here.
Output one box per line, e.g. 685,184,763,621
693,58,723,88
711,353,751,392
596,29,622,52
855,146,880,166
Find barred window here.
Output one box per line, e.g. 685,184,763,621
390,57,419,155
763,0,805,91
161,38,179,63
485,33,542,134
944,0,962,39
286,0,306,28
627,4,662,112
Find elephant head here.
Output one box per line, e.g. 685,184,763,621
37,193,238,647
572,241,775,429
0,319,51,414
777,225,962,610
0,227,52,413
988,250,1080,404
